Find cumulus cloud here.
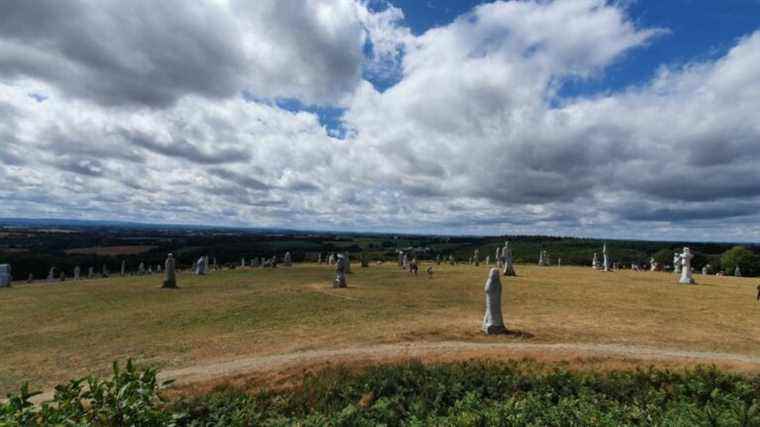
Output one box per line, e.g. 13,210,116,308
1,0,760,240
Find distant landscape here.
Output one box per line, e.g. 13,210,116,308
1,218,758,282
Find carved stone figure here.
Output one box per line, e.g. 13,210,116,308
679,247,695,284
0,264,11,288
483,268,507,335
334,254,347,288
162,253,177,289
502,241,516,276
649,257,656,271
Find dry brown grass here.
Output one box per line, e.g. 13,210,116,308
1,263,759,394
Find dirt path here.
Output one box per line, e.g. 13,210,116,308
28,341,760,403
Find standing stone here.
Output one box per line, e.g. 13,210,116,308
592,253,599,270
0,264,11,288
485,256,491,265
557,258,562,268
427,266,434,279
47,267,57,282
649,257,657,272
148,266,153,274
361,252,369,268
473,249,480,266
502,241,516,276
701,266,708,275
27,273,33,284
398,252,404,268
402,253,409,270
602,244,609,272
436,255,441,265
468,256,473,265
157,264,162,273
102,264,109,278
334,254,347,288
162,253,177,289
283,252,292,267
482,268,507,335
138,262,146,275
495,247,502,268
318,253,323,264
678,247,695,284
448,255,455,265
195,257,208,275
73,265,81,280
328,253,335,265
735,266,742,277
241,258,246,268
673,253,681,274
88,267,94,279
538,249,544,266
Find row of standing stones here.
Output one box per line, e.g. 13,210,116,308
3,246,759,336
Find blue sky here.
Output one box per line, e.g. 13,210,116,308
1,0,760,241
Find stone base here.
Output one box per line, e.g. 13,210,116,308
162,281,177,289
483,324,507,335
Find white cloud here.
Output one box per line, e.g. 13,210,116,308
2,0,760,240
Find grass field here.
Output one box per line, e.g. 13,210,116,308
1,263,759,395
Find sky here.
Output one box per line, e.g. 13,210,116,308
1,0,760,241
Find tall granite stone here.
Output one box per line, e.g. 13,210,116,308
73,265,81,280
502,241,516,276
0,264,11,288
482,268,507,335
602,244,609,272
334,254,347,288
678,247,696,284
162,253,177,289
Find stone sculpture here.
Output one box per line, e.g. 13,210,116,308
602,244,609,272
502,241,516,276
649,257,656,271
138,262,146,275
495,247,502,268
678,247,695,284
88,267,94,279
334,254,347,288
673,253,681,274
0,264,11,287
735,266,742,277
162,253,177,289
592,253,599,270
48,267,57,282
73,266,81,280
283,252,292,267
483,268,506,335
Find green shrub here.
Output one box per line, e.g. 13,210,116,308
4,360,760,426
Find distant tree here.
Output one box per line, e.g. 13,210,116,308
721,246,760,276
652,248,675,267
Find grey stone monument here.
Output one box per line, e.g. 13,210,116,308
502,241,516,276
678,247,695,284
495,247,502,268
88,267,94,279
283,252,292,267
162,253,177,288
649,257,656,272
334,254,347,288
592,253,599,270
602,244,609,272
673,253,681,274
73,265,81,281
735,266,742,277
482,268,506,335
0,264,11,288
47,267,57,282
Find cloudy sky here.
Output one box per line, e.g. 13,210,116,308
1,0,760,241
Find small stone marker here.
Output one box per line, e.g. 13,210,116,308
47,267,56,282
592,253,599,270
88,267,94,279
162,253,177,289
483,268,506,335
334,254,347,288
27,273,33,283
73,265,81,280
735,266,742,277
283,252,292,267
0,264,11,288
